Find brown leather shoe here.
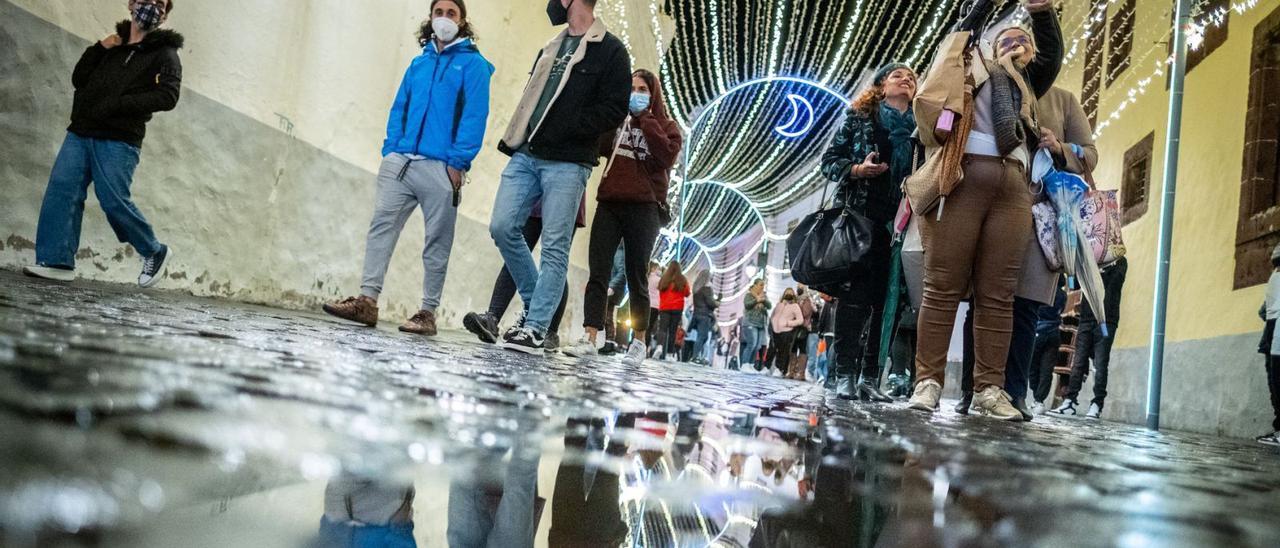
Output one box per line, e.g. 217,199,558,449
323,295,378,327
399,310,437,336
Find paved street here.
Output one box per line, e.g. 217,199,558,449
0,270,1277,547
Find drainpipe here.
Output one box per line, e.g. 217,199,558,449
1147,0,1192,431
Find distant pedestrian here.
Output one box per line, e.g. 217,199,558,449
689,273,720,365
770,288,805,378
655,261,690,361
1050,258,1127,419
1255,244,1280,446
740,280,772,370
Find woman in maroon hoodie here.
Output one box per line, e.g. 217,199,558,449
563,69,683,365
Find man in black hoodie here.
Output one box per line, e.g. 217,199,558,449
24,0,182,288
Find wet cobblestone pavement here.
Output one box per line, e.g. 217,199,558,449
1,270,1278,548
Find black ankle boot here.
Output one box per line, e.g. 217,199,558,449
954,392,973,415
856,381,893,403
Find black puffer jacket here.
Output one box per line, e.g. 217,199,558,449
69,21,184,147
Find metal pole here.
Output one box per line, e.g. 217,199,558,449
1146,0,1192,431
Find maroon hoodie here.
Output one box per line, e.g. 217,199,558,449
597,112,683,204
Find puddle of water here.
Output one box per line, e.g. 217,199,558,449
1,272,1278,548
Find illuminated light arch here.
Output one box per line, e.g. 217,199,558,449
671,77,854,317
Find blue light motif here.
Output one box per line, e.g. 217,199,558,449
774,93,816,138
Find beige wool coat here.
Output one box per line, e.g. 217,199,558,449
1016,87,1099,304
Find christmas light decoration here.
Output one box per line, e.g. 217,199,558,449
606,0,965,326
1091,0,1261,140
774,94,817,138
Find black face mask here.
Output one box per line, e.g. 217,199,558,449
546,0,573,26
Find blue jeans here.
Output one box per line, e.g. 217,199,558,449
36,132,161,268
739,325,766,368
1003,297,1041,403
689,315,715,360
805,333,821,379
489,153,591,334
446,447,541,548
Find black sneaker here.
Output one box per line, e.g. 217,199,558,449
502,309,529,340
501,327,544,356
138,245,169,288
464,312,499,344
1255,432,1280,447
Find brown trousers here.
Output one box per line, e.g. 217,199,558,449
915,155,1031,392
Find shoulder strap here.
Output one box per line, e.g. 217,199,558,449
602,117,632,178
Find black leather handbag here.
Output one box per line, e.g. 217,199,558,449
786,188,877,299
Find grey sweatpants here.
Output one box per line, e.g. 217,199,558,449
359,153,457,312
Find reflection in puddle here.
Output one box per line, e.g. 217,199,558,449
316,474,416,548
301,410,909,548
3,273,1280,547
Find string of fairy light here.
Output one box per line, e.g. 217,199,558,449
1087,0,1261,139
606,0,1256,316
603,0,964,308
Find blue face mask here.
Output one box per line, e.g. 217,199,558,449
629,92,651,114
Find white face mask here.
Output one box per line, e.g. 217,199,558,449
432,17,460,43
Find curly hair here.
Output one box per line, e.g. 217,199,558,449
850,85,885,115
417,0,476,47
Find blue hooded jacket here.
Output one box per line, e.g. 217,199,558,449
382,39,494,172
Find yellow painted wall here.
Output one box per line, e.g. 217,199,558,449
1053,0,1275,349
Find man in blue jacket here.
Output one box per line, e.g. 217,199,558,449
487,0,631,355
324,0,493,336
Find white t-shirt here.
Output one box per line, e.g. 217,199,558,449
1266,272,1280,355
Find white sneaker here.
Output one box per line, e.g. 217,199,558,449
1085,402,1102,419
622,340,647,366
563,338,598,358
651,344,663,359
23,265,76,282
907,379,942,412
138,245,169,288
1050,399,1079,417
1030,402,1046,416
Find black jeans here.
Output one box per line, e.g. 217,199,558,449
1065,319,1116,406
772,329,798,373
1267,355,1280,432
487,216,570,333
656,310,682,358
961,304,975,394
832,234,891,383
960,297,1038,400
1003,297,1040,402
689,314,715,360
1028,327,1061,404
583,202,660,332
